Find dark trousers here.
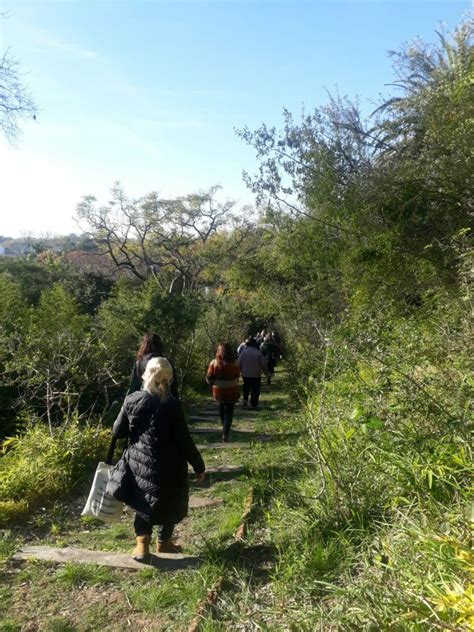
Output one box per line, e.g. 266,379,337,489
242,377,261,407
219,402,235,437
134,514,174,542
267,357,276,376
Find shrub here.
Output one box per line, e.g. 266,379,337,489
0,418,110,526
262,286,472,630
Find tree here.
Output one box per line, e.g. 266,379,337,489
1,283,107,430
0,16,37,143
237,19,473,312
77,184,255,294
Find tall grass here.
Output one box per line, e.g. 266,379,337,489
262,293,473,630
0,418,110,526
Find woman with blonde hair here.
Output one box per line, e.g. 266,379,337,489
127,332,179,398
107,357,205,560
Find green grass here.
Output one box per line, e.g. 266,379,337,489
0,369,300,630
0,530,19,561
43,620,78,632
54,562,115,588
0,420,110,527
127,572,195,614
0,621,21,632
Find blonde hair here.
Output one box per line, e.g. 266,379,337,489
142,356,174,402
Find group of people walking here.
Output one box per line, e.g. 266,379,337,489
105,330,281,562
207,331,282,440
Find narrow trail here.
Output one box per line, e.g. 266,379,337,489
0,368,301,631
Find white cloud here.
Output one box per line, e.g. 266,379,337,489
33,34,99,61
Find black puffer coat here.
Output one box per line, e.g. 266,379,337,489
106,391,205,524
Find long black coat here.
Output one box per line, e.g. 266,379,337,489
106,391,205,524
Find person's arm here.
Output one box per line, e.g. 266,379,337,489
174,403,205,474
206,361,216,385
112,403,130,439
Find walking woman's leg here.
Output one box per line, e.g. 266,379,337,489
267,359,275,384
223,402,234,441
132,514,152,560
156,521,182,553
242,377,250,405
157,522,175,543
251,378,262,407
134,514,152,536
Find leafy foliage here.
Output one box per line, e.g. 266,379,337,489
0,419,109,526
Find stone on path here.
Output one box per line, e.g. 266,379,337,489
188,414,256,422
12,546,200,571
191,464,244,475
188,416,221,424
189,496,223,509
190,427,261,435
190,428,272,443
196,442,250,450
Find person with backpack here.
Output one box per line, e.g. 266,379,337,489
206,343,240,442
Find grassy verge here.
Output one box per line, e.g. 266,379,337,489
203,308,472,630
2,353,470,630
0,369,298,631
0,420,111,527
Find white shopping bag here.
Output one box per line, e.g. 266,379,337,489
81,461,123,523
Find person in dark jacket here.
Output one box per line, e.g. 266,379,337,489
107,357,205,560
260,334,278,385
255,329,267,349
206,343,240,442
128,332,179,398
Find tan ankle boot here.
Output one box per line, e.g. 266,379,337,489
132,535,151,561
156,539,182,554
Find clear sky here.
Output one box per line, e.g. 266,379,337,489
0,0,470,237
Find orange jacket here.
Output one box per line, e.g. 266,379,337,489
206,360,240,402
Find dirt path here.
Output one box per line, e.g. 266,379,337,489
0,368,298,631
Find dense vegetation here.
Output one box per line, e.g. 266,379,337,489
0,19,472,630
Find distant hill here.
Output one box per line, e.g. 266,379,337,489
0,234,97,256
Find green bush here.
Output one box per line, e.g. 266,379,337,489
262,290,472,630
0,419,110,526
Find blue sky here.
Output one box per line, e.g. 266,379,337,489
0,0,470,236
